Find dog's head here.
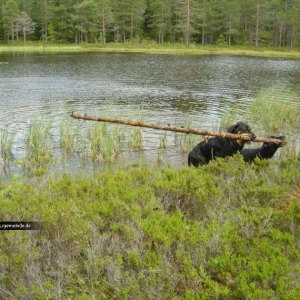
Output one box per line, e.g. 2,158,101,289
227,122,256,144
258,136,285,159
262,136,285,149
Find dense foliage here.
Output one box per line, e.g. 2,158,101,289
1,0,300,46
0,155,300,299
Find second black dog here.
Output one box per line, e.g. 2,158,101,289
240,135,285,163
188,122,256,167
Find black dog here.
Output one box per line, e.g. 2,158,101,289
188,122,256,167
240,136,285,163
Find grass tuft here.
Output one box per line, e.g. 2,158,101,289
0,128,15,176
22,117,54,176
86,122,121,163
59,116,78,153
245,85,300,133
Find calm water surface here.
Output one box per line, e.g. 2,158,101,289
0,52,300,173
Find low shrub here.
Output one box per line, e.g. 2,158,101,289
0,155,300,299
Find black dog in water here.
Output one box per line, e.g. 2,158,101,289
240,136,285,163
188,122,256,167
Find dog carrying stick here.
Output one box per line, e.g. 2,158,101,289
70,113,286,145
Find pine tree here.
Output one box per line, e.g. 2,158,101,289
3,0,20,42
96,0,114,43
220,0,242,46
73,0,98,43
147,0,172,43
173,0,201,44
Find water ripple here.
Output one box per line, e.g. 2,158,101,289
0,52,300,171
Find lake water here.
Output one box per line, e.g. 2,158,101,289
0,52,300,174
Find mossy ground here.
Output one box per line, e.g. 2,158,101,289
1,154,300,299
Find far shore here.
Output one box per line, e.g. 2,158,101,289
1,43,300,59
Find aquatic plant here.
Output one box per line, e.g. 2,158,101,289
175,131,198,153
59,117,78,153
0,128,14,161
128,127,143,150
86,122,121,162
159,131,168,149
0,128,15,176
244,86,300,157
23,117,54,176
245,85,300,133
157,149,164,163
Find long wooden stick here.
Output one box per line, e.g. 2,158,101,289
70,113,286,144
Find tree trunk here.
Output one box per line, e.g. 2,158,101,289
202,20,205,45
102,7,106,44
255,2,259,47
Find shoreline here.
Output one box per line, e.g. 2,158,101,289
0,43,300,59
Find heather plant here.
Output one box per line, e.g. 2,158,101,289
1,155,300,299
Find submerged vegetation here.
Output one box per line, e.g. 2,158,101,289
1,156,300,298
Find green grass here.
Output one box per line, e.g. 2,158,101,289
0,128,15,176
1,42,300,59
245,85,300,132
128,127,143,150
59,117,78,154
1,155,300,299
86,122,121,163
22,117,55,176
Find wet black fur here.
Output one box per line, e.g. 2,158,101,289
188,122,256,167
240,136,285,163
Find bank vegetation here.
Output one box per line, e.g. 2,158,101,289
1,154,300,299
1,43,300,60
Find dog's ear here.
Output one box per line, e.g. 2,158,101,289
227,124,239,133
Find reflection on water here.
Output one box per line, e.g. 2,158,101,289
0,52,300,175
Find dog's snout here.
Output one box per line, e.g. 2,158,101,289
247,128,256,141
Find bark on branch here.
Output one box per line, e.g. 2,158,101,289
70,113,286,145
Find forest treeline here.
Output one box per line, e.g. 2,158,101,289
1,0,300,47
